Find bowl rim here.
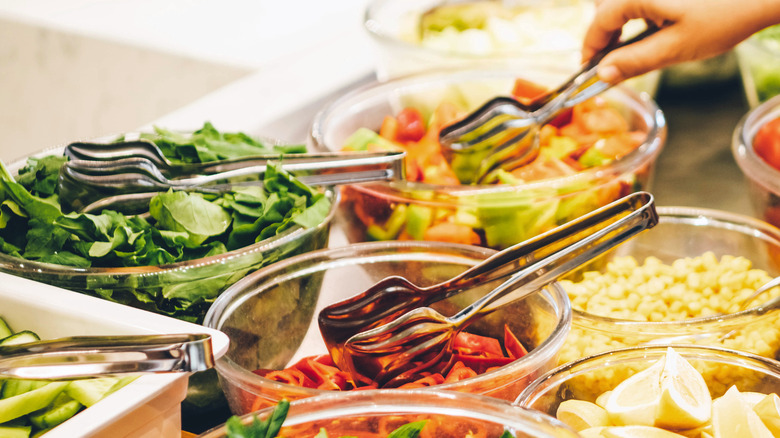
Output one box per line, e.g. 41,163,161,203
204,240,573,398
732,93,780,194
571,205,780,329
199,388,580,438
363,0,592,60
514,343,780,407
0,139,340,280
309,67,667,202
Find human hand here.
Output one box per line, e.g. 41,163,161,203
583,0,780,84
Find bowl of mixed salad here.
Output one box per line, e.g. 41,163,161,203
310,67,665,249
198,390,580,438
364,0,661,95
733,93,780,231
203,241,571,415
0,122,339,422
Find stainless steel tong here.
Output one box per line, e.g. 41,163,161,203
58,141,406,213
0,333,214,380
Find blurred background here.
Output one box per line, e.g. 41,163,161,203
0,0,373,163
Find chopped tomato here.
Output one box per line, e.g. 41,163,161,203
503,325,528,359
511,156,577,182
511,78,549,106
452,354,515,375
754,116,780,171
443,361,479,383
453,332,504,357
379,115,399,141
399,373,445,389
396,108,426,142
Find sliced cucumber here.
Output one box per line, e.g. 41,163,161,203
0,382,68,423
0,317,12,340
29,393,83,430
65,378,119,407
0,332,39,347
2,381,48,399
0,425,32,438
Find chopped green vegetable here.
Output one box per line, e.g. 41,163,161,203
0,123,331,321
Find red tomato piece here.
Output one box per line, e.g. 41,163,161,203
399,373,445,389
511,78,549,106
453,332,504,357
396,108,426,142
444,361,479,383
754,117,780,171
254,368,315,387
452,353,514,375
503,325,528,359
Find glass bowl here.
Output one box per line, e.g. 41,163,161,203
198,389,580,438
202,241,572,415
516,345,780,423
732,93,780,230
736,26,780,108
309,67,666,250
556,206,780,368
364,0,661,95
0,139,338,425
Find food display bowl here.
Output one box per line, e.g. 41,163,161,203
0,148,338,324
516,345,780,422
557,206,780,368
0,272,229,438
736,27,780,108
0,136,338,422
203,241,572,415
310,67,666,250
363,0,661,95
733,93,780,230
198,389,579,438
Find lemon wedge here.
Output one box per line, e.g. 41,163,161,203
655,347,711,430
604,358,665,426
600,425,687,438
596,391,613,408
557,399,611,431
712,386,773,438
753,393,780,436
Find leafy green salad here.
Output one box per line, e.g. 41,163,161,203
0,123,331,321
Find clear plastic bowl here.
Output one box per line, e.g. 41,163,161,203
516,345,780,417
557,207,780,368
732,93,780,230
364,0,661,95
203,241,572,415
309,67,666,250
198,389,580,438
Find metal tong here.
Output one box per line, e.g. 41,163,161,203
438,25,658,184
328,191,658,386
0,333,214,380
58,140,406,213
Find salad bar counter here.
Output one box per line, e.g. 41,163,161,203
6,0,780,434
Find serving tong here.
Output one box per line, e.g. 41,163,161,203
0,333,214,380
320,191,658,387
58,140,406,214
438,26,658,184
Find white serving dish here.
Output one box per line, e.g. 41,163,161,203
0,272,230,438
